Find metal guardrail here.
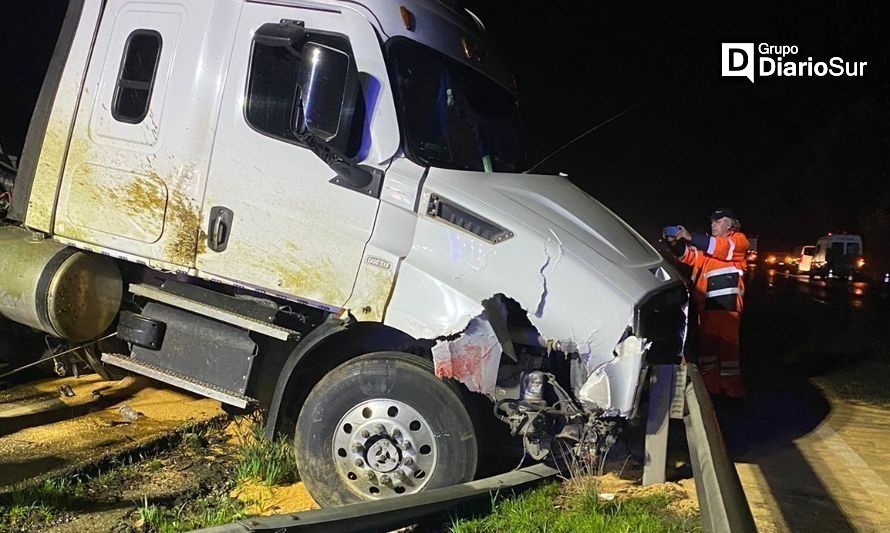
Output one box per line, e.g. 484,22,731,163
192,463,557,533
197,364,754,533
683,364,757,533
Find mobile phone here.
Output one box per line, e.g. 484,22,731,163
664,225,680,238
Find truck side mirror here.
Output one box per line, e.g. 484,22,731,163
254,20,305,50
296,42,353,142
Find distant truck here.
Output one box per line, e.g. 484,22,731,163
0,0,688,506
810,234,865,279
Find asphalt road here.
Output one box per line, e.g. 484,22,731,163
719,265,890,532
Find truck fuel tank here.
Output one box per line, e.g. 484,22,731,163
0,226,122,342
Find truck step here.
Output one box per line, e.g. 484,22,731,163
128,284,298,341
101,353,253,408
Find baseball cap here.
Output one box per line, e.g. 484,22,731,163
710,207,738,221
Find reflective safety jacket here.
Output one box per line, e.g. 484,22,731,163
678,231,749,313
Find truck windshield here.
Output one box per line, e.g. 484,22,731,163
387,39,524,173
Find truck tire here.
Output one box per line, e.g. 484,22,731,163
293,351,478,506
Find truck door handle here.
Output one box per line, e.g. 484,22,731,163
212,217,226,245
207,206,233,253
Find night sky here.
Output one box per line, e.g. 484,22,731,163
464,1,890,259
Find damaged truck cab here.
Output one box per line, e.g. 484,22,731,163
0,0,687,505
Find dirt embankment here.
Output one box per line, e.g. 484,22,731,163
562,472,700,519
0,374,320,532
0,374,223,491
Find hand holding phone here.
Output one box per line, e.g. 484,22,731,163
663,225,681,238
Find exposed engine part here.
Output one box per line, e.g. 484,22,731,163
430,295,640,470
494,370,604,461
0,226,123,342
520,370,546,402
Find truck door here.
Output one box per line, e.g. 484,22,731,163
53,0,227,271
196,4,384,311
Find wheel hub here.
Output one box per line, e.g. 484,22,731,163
366,437,401,473
332,399,437,498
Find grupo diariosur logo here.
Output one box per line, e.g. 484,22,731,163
722,43,867,83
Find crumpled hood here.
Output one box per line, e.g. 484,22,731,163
387,167,678,340
485,172,661,268
418,169,668,302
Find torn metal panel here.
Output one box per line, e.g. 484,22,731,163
431,314,502,395
578,335,650,416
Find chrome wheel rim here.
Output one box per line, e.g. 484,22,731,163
331,398,438,498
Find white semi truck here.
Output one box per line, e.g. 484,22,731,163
0,0,687,505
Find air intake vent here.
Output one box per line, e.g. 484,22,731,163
427,193,513,244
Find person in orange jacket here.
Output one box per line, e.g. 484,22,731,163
667,208,748,398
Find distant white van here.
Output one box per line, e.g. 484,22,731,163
810,234,865,279
791,245,815,273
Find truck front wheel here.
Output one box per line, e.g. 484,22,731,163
293,351,478,506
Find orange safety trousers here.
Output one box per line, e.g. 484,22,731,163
697,310,744,397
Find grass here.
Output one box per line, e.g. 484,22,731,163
450,481,699,533
138,417,286,532
0,477,84,528
138,494,247,533
233,417,299,486
137,417,300,532
0,416,297,533
0,419,266,532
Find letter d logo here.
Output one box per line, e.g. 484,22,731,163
722,43,754,83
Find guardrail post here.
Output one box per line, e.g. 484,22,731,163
643,364,676,485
